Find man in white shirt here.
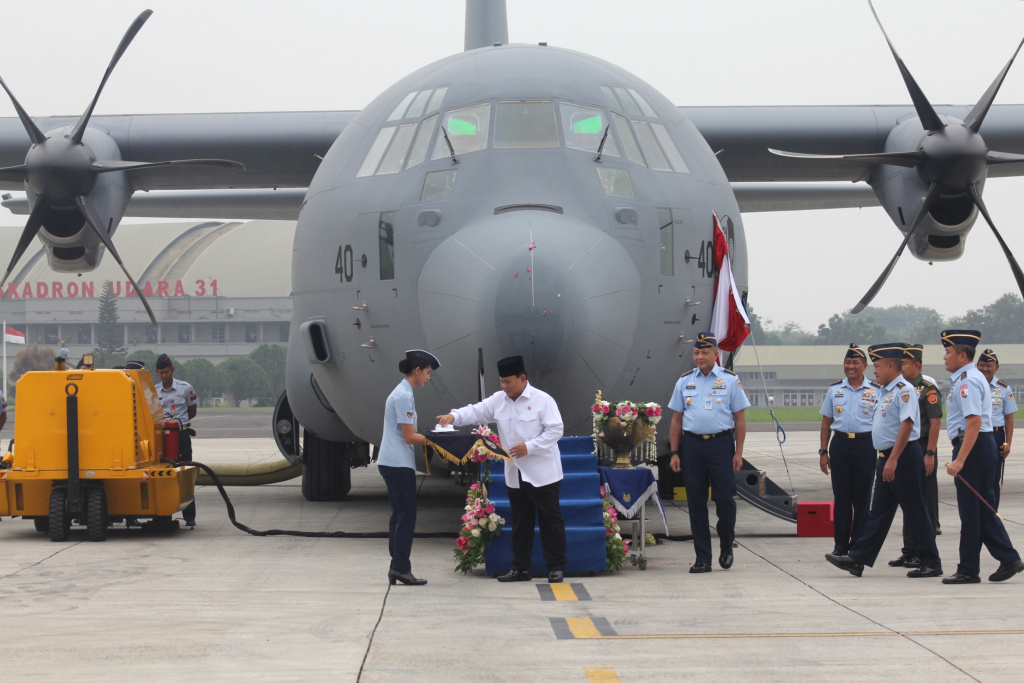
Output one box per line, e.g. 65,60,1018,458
438,355,566,583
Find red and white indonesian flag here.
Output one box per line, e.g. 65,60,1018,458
4,326,25,345
710,212,750,352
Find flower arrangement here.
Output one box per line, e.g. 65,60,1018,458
591,390,662,465
454,482,506,574
601,485,628,572
470,425,502,482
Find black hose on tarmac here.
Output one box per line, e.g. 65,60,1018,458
165,459,458,539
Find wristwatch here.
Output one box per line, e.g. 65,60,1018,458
818,448,828,456
925,449,936,457
668,450,679,455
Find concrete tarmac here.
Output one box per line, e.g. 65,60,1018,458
1,432,1022,681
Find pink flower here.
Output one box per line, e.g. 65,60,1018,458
470,483,481,491
601,404,610,414
599,485,606,497
487,434,499,443
484,504,495,514
457,537,469,548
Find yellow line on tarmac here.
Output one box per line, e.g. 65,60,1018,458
550,584,578,601
567,617,605,639
584,666,620,682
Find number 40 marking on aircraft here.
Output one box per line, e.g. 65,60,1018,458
335,244,354,282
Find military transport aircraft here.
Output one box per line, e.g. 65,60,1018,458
2,0,1024,500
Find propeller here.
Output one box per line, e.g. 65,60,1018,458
770,1,1024,313
0,10,244,327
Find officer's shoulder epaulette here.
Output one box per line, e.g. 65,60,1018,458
920,378,936,388
723,369,737,376
998,379,1010,388
830,379,843,386
959,371,968,380
895,381,905,389
869,380,882,388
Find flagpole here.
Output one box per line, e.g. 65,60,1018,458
3,318,7,399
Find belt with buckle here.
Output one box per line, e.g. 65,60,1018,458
683,429,733,440
951,435,963,447
834,431,872,440
878,447,893,458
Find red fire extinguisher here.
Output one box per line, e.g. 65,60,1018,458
164,420,180,462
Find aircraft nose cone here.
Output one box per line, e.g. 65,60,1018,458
418,211,640,391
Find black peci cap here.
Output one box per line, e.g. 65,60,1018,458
497,355,526,377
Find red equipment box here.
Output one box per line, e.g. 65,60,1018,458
797,501,834,537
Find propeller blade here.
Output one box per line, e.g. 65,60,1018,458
0,73,46,145
851,182,942,314
768,148,924,168
90,158,246,173
0,199,49,290
968,185,1024,301
74,196,157,328
868,0,944,132
0,164,28,183
964,35,1024,134
986,150,1024,165
70,10,153,144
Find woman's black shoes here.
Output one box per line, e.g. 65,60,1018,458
388,570,427,586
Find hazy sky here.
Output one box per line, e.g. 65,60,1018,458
2,0,1024,330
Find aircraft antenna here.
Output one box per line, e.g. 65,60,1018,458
440,127,460,165
593,125,610,163
464,0,508,51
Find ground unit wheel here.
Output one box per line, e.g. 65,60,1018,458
86,488,108,542
33,517,49,533
48,488,71,542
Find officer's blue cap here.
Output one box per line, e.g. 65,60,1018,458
844,343,866,361
405,349,440,370
903,344,924,362
940,329,981,349
694,332,717,349
868,343,907,361
125,360,146,370
156,353,172,370
979,348,999,363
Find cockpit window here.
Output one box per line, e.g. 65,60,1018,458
632,121,671,171
356,127,397,177
596,167,633,198
628,88,657,117
494,101,558,148
611,113,646,167
387,92,417,122
405,115,438,170
600,86,620,112
404,90,433,119
561,102,618,156
376,124,417,174
650,123,689,173
612,87,642,117
425,87,447,116
432,103,491,159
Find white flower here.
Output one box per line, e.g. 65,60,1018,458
613,533,621,541
471,528,481,537
487,521,496,532
478,517,488,527
465,505,472,511
612,524,620,533
489,513,499,523
603,512,611,522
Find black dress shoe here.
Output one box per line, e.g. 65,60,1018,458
496,570,532,582
942,573,981,584
887,553,918,567
989,559,1024,582
719,553,734,570
825,552,863,577
388,570,427,586
548,570,564,583
689,561,712,574
907,566,942,578
831,546,848,557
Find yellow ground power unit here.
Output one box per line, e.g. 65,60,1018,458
0,358,196,541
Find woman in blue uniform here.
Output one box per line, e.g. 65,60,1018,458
379,349,440,586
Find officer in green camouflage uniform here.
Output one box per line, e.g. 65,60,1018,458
888,343,943,568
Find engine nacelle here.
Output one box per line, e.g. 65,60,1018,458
869,116,983,263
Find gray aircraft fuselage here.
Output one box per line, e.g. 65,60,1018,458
287,43,747,447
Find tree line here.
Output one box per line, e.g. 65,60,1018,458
748,292,1023,346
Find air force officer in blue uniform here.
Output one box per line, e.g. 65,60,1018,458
819,344,878,556
667,332,750,573
940,330,1024,584
825,343,942,579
